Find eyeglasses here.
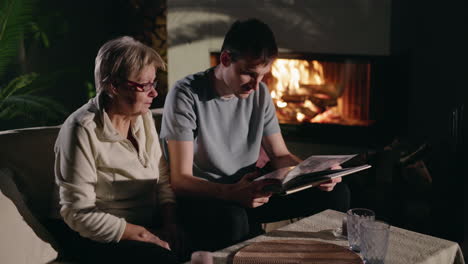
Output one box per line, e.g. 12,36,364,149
125,80,158,92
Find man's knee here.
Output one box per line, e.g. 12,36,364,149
185,202,251,251
326,182,351,212
217,205,250,243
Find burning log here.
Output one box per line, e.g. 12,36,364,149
300,83,344,99
280,94,337,110
276,103,319,123
279,83,343,110
308,96,338,109
281,95,308,103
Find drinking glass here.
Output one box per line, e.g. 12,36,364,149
360,220,390,264
346,208,375,252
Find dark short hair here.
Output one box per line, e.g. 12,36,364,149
221,18,278,63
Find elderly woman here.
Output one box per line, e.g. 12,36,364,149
47,36,179,263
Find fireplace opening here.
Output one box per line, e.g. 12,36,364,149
211,53,374,125
266,57,372,127
210,53,404,146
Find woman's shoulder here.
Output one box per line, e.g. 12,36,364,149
62,98,100,130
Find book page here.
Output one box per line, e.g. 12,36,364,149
283,154,357,184
255,166,294,181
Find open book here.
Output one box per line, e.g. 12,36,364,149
255,154,371,195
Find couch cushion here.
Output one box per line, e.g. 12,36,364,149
0,126,60,218
0,167,58,264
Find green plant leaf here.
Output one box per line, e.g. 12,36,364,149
0,72,38,99
29,21,49,48
0,0,67,130
0,72,67,126
0,93,67,121
0,0,35,79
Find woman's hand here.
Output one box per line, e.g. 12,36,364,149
155,203,188,257
153,223,187,257
121,222,171,250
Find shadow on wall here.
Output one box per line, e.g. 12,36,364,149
168,0,391,55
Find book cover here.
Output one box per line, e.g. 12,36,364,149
256,154,371,195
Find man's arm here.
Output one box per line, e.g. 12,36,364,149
261,132,302,169
167,140,276,208
166,140,226,198
261,133,341,192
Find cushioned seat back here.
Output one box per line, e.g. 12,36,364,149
0,126,61,218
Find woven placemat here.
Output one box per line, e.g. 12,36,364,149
232,239,363,264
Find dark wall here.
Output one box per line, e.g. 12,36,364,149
391,0,467,242
26,0,166,124
28,1,128,112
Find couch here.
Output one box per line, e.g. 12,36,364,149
0,110,165,264
0,109,290,264
0,126,63,264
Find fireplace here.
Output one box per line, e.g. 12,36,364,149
210,53,398,146
168,0,400,147
267,55,373,127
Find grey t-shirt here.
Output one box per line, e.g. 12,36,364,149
160,68,280,183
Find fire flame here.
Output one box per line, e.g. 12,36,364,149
271,59,328,123
271,59,325,98
268,58,371,126
296,112,305,122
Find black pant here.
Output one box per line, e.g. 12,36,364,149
179,183,350,252
45,219,178,264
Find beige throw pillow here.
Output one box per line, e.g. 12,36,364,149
0,168,58,264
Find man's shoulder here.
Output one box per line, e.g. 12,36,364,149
255,82,273,101
258,82,269,93
168,68,216,103
173,69,211,93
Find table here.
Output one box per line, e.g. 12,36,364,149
211,209,465,264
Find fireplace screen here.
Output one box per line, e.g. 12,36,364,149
210,54,374,127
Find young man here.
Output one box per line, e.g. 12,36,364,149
160,18,350,251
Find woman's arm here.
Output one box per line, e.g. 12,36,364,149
56,124,125,242
156,155,176,205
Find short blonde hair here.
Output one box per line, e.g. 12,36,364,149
94,36,166,94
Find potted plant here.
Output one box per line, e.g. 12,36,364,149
0,0,66,130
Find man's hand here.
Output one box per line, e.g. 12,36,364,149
227,171,279,208
121,223,171,250
318,164,343,191
318,176,342,192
